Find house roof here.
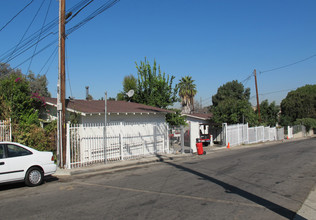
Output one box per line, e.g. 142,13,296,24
44,97,173,115
182,113,213,120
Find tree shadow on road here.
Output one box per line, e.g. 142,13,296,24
155,154,306,220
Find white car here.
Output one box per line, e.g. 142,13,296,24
0,142,57,187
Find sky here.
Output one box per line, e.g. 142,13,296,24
0,0,315,108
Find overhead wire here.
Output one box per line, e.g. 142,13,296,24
0,0,91,63
66,0,95,24
6,0,46,63
27,0,53,74
249,88,295,100
13,40,57,69
38,46,58,75
260,53,316,74
66,0,120,35
65,44,73,98
0,0,35,32
1,0,120,71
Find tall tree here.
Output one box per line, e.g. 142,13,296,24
280,84,316,125
26,72,51,97
178,76,197,114
117,74,137,101
211,80,257,126
133,58,178,109
257,100,280,126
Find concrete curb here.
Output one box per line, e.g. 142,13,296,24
54,153,192,177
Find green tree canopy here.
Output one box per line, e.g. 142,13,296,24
132,58,178,109
178,76,197,114
26,72,51,97
117,74,137,101
280,84,316,125
211,80,257,126
165,109,187,126
0,63,55,152
295,118,316,131
257,100,280,127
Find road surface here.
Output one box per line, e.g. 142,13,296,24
1,138,316,219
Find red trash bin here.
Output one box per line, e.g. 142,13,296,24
196,138,204,155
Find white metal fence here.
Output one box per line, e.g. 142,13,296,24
66,122,169,168
0,119,11,142
223,123,282,147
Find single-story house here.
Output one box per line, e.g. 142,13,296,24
182,113,213,124
42,97,173,124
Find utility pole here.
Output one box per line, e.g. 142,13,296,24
254,69,261,123
57,0,66,168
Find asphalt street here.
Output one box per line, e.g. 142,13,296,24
1,138,316,220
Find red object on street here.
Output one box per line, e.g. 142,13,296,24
196,142,204,155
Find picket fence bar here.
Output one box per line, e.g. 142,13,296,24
66,122,169,169
223,123,282,147
0,119,11,142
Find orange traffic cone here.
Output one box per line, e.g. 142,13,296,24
227,142,230,149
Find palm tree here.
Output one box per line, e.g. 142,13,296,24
178,76,197,114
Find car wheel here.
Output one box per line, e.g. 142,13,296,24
25,167,44,187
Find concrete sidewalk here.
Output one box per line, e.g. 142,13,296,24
54,153,193,177
294,185,316,220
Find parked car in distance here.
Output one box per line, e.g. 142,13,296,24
0,142,56,187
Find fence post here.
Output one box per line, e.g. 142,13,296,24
165,123,169,153
119,133,124,160
180,125,184,154
66,123,71,169
255,126,258,143
246,123,249,144
237,124,240,145
142,132,145,155
222,123,227,146
153,124,157,153
103,123,107,164
9,118,12,142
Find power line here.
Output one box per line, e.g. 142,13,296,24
1,0,120,67
66,0,95,24
27,0,53,74
65,44,73,98
0,0,91,63
260,54,316,74
0,0,35,32
241,73,253,86
249,88,295,100
13,40,57,69
38,46,58,75
6,0,46,63
67,0,120,35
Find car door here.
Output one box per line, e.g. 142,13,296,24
0,144,33,183
0,144,12,183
